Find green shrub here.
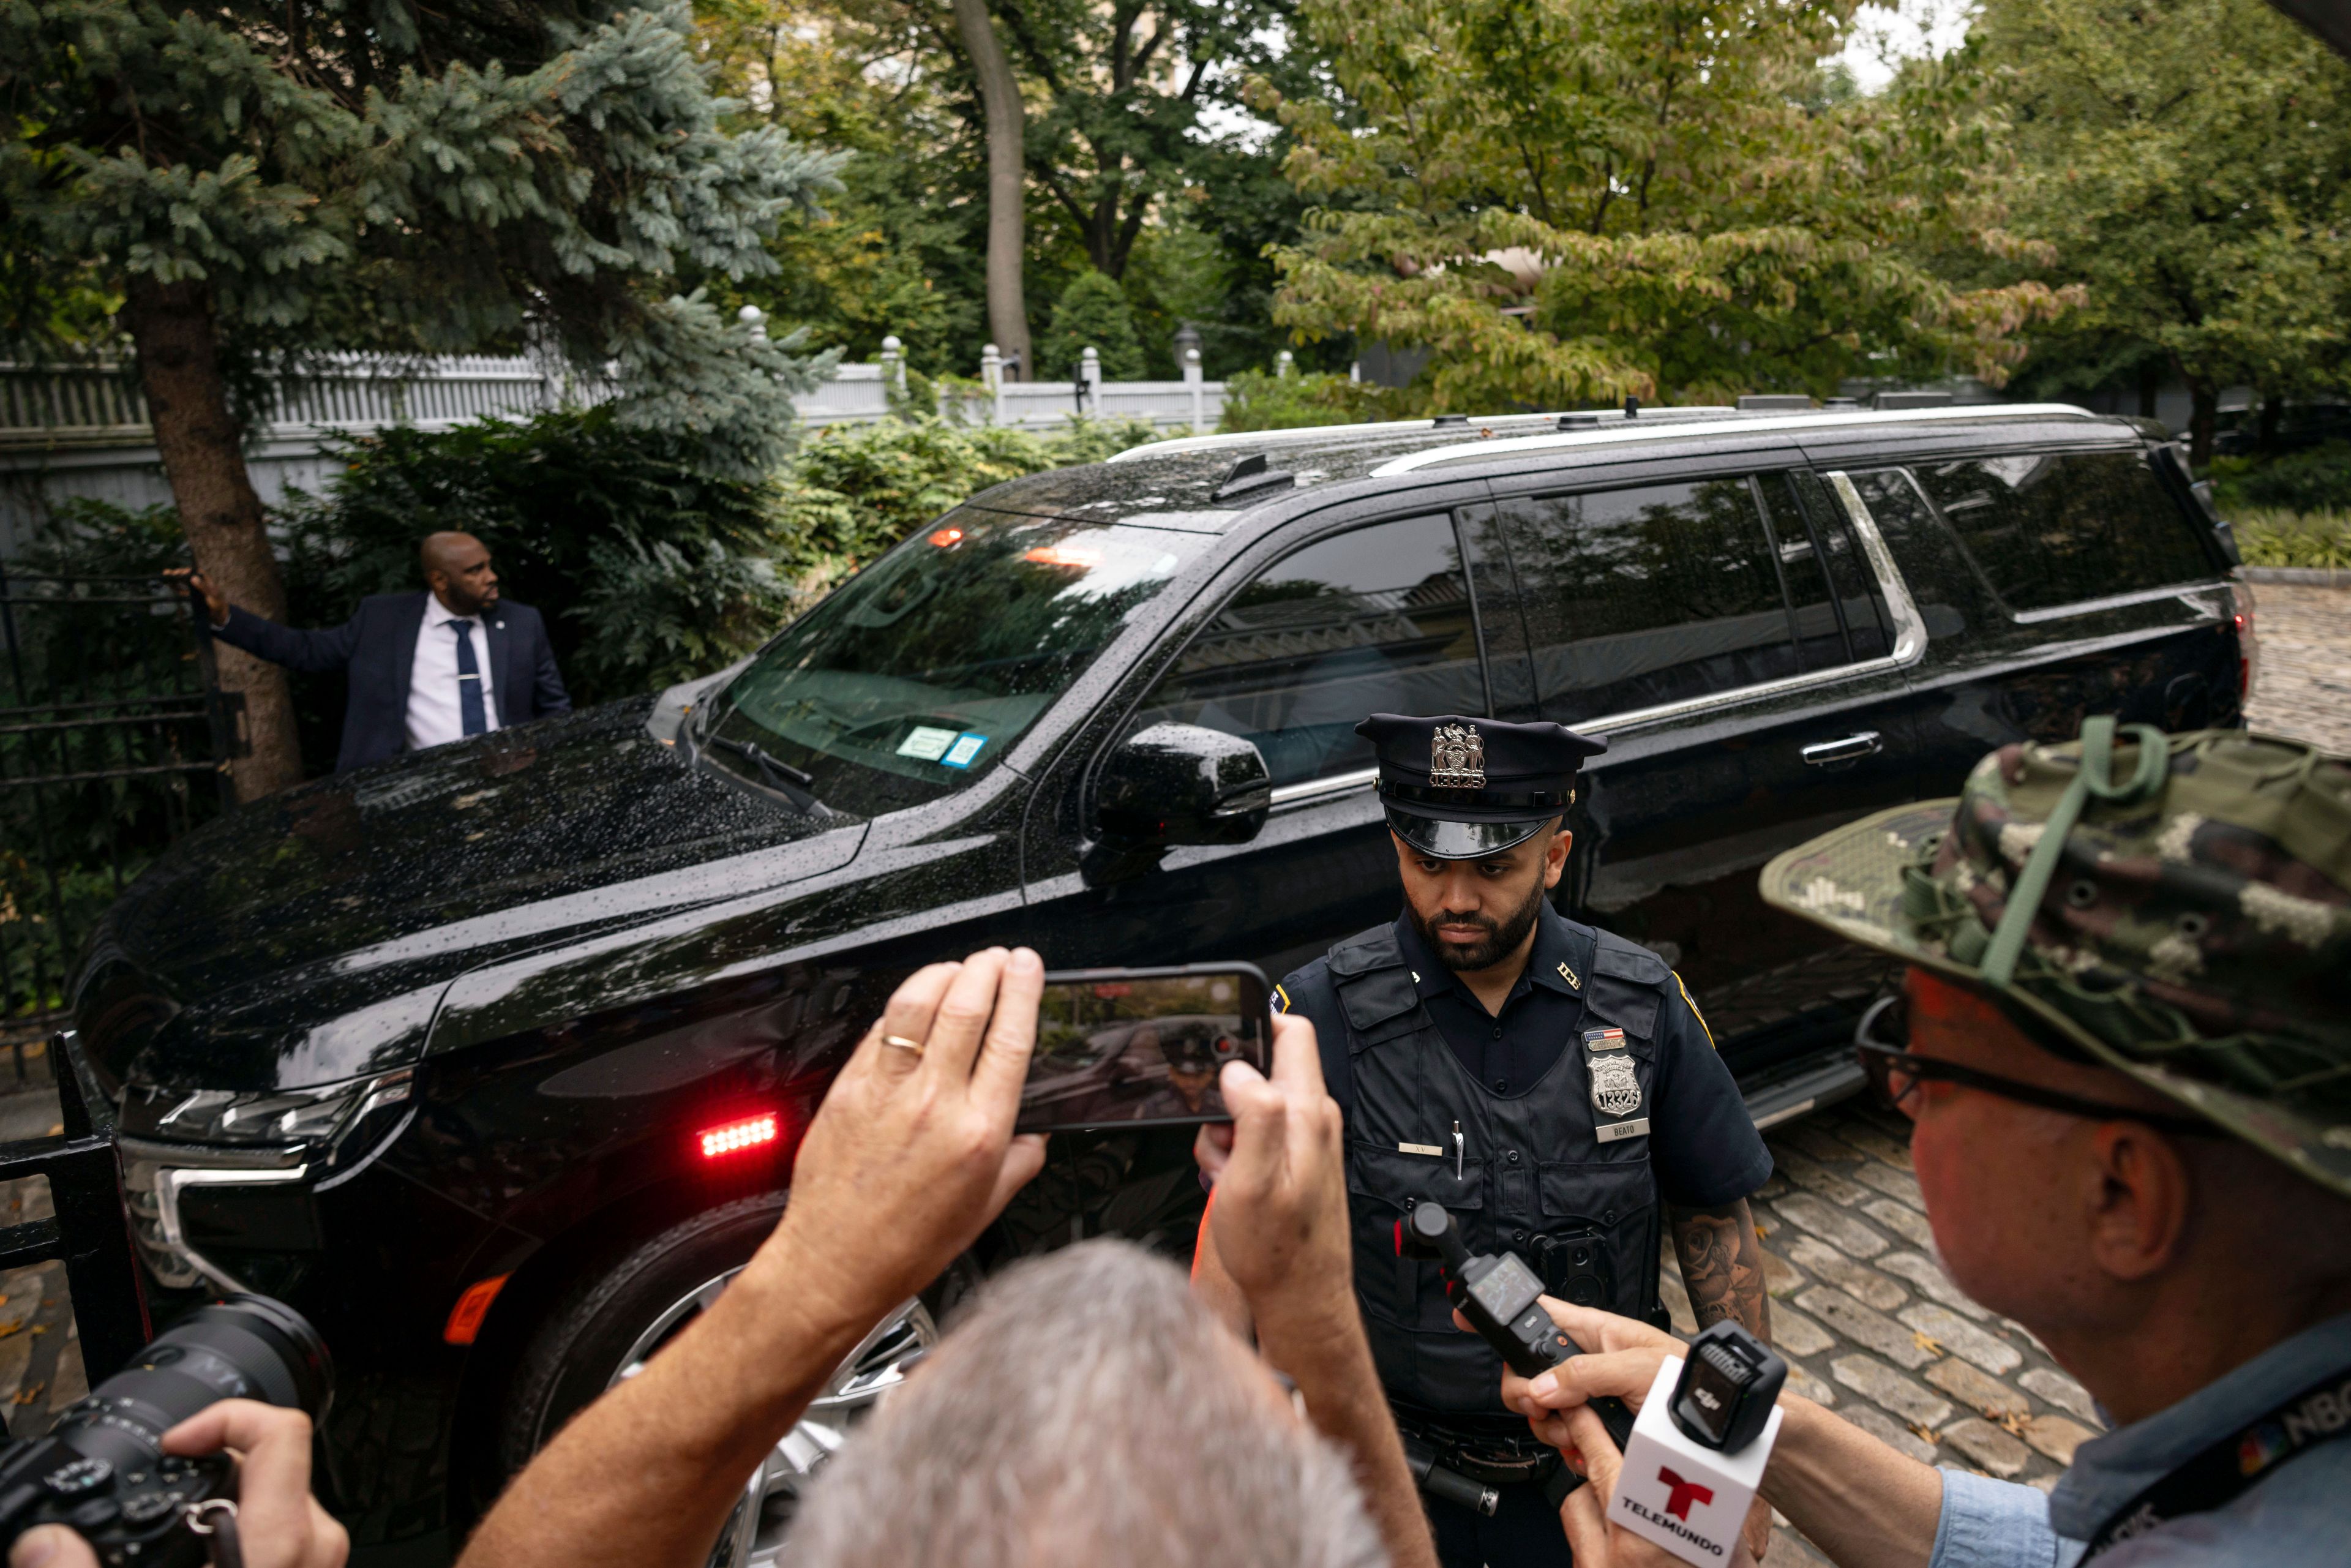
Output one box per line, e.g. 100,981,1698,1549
1217,369,1401,432
277,407,796,707
2233,508,2351,569
1038,271,1147,381
2227,443,2351,513
29,408,1164,782
773,415,1163,596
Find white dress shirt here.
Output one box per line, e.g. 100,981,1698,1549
407,599,500,751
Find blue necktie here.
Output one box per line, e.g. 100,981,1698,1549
452,620,488,736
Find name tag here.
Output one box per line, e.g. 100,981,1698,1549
1597,1118,1651,1144
1398,1142,1444,1157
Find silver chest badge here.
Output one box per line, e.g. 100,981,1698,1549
1589,1052,1643,1118
1430,722,1487,788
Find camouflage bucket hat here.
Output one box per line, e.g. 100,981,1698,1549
1759,719,2351,1198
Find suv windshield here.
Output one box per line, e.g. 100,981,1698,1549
702,507,1210,813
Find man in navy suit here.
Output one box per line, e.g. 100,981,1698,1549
171,532,571,773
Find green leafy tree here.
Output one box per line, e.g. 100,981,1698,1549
2,0,840,795
1264,0,2074,411
696,0,991,372
1979,0,2351,462
1038,271,1146,379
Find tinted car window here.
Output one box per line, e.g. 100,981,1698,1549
1761,471,1890,669
1908,450,2216,610
1499,478,1819,723
707,508,1210,812
1133,514,1484,787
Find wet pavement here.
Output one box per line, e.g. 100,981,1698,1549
0,1077,88,1439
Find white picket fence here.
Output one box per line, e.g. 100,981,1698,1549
0,336,1231,553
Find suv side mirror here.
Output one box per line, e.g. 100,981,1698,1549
1095,723,1272,848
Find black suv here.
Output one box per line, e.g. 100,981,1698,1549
66,402,2245,1567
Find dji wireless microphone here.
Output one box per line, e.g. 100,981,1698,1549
1671,1321,1787,1451
1608,1322,1789,1564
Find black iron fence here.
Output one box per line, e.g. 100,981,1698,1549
0,569,240,1050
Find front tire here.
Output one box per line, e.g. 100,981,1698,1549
500,1192,969,1568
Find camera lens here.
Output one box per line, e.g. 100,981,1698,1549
48,1295,332,1474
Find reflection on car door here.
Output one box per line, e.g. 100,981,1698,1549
1019,510,1494,985
1481,467,1922,1079
1835,448,2241,801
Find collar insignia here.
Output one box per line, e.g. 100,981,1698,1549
1430,722,1486,788
1557,961,1580,989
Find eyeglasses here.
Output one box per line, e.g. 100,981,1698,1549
1853,995,2214,1136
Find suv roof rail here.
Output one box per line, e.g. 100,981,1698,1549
1368,402,2099,478
1109,406,1739,463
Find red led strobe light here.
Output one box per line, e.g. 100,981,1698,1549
699,1113,779,1160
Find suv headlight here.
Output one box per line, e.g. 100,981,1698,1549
118,1069,414,1292
122,1070,413,1150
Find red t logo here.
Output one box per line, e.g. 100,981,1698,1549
1658,1466,1714,1520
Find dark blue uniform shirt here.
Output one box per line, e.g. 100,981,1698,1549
1277,902,1772,1209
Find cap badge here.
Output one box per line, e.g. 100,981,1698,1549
1430,722,1487,788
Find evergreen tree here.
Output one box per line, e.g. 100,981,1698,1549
1,0,840,795
1039,271,1146,380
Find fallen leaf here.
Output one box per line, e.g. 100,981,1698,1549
13,1383,42,1406
1913,1331,1944,1357
43,1125,60,1138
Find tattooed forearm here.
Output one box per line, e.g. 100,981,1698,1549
1669,1198,1771,1339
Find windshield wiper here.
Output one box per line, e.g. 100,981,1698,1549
703,735,838,819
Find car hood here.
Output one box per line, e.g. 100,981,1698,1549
75,698,868,1093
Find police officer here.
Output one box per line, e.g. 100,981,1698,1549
1198,713,1776,1568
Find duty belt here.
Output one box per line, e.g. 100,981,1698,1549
1392,1408,1561,1488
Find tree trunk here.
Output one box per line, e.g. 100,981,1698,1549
951,0,1032,378
2257,392,2283,452
2136,358,2161,420
122,277,304,800
2184,373,2218,470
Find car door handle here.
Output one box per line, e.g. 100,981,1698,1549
1801,730,1883,766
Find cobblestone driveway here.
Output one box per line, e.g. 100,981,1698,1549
1661,1101,2099,1565
2243,582,2351,754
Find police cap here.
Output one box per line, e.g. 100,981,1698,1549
1357,713,1605,860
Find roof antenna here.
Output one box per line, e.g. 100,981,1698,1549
1624,396,1640,419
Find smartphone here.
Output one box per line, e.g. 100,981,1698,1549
1016,964,1272,1134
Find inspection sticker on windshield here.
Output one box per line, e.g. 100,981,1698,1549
940,733,990,769
897,726,959,762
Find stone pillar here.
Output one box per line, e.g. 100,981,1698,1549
738,304,766,340
880,335,907,402
1276,349,1294,379
1185,348,1205,433
981,342,1004,424
1080,346,1102,418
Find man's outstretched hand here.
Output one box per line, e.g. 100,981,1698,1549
162,567,228,628
752,948,1050,1334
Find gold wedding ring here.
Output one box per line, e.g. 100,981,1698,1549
880,1033,926,1056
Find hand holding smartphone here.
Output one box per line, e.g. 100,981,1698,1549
1016,964,1272,1133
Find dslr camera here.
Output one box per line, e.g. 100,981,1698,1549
0,1296,330,1568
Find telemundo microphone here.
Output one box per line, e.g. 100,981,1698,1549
1605,1320,1788,1563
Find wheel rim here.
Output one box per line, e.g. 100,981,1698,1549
610,1267,938,1568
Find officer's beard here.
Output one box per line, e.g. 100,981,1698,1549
1411,877,1547,974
